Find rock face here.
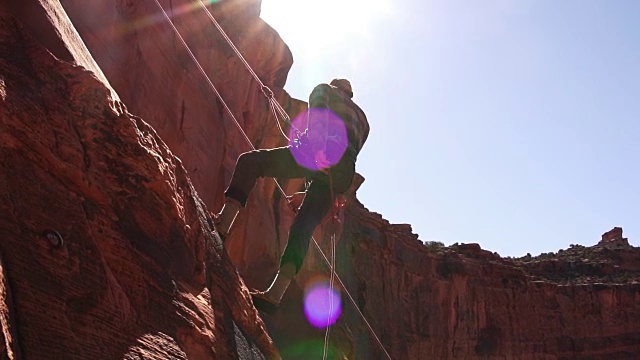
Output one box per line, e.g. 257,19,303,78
0,1,276,359
2,0,640,359
602,227,624,243
58,0,308,286
333,208,640,358
599,227,631,249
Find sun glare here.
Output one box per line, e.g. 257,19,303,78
261,0,391,48
260,0,392,93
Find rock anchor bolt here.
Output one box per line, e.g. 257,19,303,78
43,230,64,249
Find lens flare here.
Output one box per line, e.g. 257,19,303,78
280,339,345,360
288,108,347,171
281,339,340,359
114,0,220,37
304,281,342,329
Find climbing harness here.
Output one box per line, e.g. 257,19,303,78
151,1,392,359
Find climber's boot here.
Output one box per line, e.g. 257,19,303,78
213,197,242,241
251,262,296,314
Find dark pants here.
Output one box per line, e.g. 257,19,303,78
224,146,355,273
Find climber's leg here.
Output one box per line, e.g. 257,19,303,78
216,147,312,238
279,179,334,273
224,146,313,206
252,179,333,312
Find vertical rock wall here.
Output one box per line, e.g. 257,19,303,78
332,203,640,359
59,0,308,285
0,1,277,358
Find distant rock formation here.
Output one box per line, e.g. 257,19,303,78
319,206,640,358
599,227,631,249
2,0,639,359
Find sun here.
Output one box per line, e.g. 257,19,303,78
260,0,393,98
260,0,391,49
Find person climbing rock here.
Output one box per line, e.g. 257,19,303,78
215,78,369,311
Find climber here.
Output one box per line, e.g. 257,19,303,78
215,78,369,311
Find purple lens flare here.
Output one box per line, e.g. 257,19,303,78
304,280,342,329
288,108,348,171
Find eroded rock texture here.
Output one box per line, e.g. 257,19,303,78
330,206,640,359
261,196,640,359
58,0,308,287
0,1,277,358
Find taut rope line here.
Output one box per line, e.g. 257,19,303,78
151,1,392,359
195,0,303,141
152,0,253,148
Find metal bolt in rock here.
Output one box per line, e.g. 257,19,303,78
43,230,64,249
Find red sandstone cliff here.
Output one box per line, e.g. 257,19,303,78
57,0,307,288
334,205,640,358
2,0,640,359
0,1,276,358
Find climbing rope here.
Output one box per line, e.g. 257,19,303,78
194,0,304,142
152,0,252,148
151,1,391,359
323,173,338,360
323,231,336,360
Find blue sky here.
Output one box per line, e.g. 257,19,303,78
260,0,640,256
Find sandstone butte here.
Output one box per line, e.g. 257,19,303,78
1,1,639,359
